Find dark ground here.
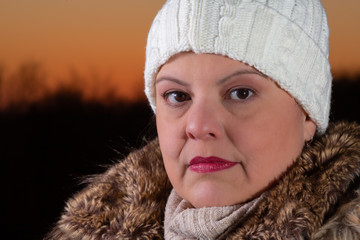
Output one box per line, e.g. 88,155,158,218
1,78,360,239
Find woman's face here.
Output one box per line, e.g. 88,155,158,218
155,52,316,208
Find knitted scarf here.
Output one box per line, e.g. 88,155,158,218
164,189,264,240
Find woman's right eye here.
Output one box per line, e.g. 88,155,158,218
163,91,190,105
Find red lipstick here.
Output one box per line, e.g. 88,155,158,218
189,156,237,173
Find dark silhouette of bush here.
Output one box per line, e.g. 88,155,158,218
1,92,155,239
0,61,48,110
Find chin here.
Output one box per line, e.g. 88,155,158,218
186,182,245,208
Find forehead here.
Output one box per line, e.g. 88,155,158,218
156,52,267,80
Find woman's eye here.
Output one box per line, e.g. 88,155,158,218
164,91,190,105
229,88,254,100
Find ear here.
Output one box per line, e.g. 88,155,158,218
303,116,316,141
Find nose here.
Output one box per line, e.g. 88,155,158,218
185,101,224,140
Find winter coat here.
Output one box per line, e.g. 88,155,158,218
45,121,360,239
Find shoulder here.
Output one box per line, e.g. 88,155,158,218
311,121,360,239
45,138,172,240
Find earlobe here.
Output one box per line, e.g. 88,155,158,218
304,117,316,141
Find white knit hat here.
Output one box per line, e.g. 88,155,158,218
144,0,332,133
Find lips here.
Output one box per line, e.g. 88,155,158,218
189,156,237,173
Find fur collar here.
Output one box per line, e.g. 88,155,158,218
46,122,360,239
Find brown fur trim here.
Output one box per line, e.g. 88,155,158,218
312,190,360,240
45,139,172,239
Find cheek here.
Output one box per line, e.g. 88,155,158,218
156,107,186,192
275,100,305,152
156,111,172,157
260,93,304,142
236,97,305,175
156,105,185,160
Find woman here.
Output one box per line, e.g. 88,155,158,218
46,0,360,239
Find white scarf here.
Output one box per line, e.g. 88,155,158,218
164,189,263,240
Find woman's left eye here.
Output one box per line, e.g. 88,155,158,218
229,88,254,100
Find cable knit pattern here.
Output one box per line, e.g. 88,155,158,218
144,0,332,133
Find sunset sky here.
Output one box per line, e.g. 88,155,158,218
1,0,360,101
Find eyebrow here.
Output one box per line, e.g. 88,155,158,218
155,76,190,86
216,69,268,85
155,69,268,86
